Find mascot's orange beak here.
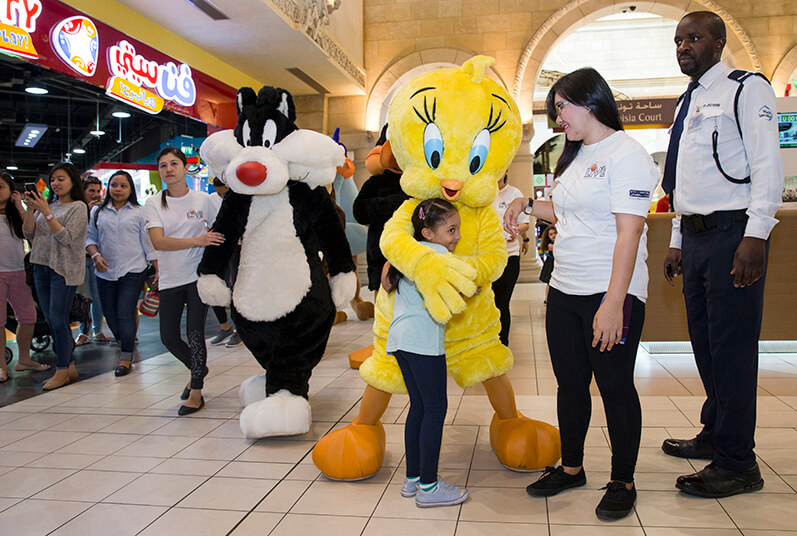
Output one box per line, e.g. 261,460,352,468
440,180,462,201
380,140,402,174
365,146,383,175
236,161,268,186
336,157,355,179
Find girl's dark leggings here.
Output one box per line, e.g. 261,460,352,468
159,282,208,390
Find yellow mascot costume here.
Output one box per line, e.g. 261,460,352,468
313,56,560,480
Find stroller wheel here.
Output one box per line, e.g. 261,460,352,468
4,347,11,365
31,335,50,353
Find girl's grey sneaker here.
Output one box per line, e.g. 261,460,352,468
225,332,243,348
210,328,234,345
415,480,468,508
400,478,418,498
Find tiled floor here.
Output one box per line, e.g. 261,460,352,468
1,283,797,535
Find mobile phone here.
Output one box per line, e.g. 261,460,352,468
25,183,37,193
92,194,101,201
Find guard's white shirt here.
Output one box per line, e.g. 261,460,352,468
550,131,659,301
145,190,219,291
493,184,529,257
669,61,784,249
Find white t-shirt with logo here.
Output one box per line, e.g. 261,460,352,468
493,184,530,257
549,131,658,301
145,190,219,290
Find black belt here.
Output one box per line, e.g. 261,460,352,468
681,209,747,233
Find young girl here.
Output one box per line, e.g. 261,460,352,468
146,147,222,416
539,224,556,303
382,198,469,508
23,163,88,390
0,173,50,382
87,171,158,377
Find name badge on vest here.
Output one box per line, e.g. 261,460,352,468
687,112,703,132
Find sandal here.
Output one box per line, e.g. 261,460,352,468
75,334,91,346
14,362,51,372
93,333,112,343
0,369,8,383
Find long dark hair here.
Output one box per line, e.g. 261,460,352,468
546,68,623,178
0,172,24,239
93,171,139,228
49,163,88,218
384,198,458,293
541,223,556,252
156,146,187,208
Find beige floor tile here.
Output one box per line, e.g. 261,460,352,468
285,462,323,480
56,432,143,455
635,447,696,473
720,492,797,530
0,429,38,448
547,488,640,526
466,469,535,489
204,419,246,438
0,450,46,467
635,490,736,528
179,476,278,511
48,503,168,536
216,461,293,480
114,434,197,458
150,417,225,437
364,517,455,535
3,430,88,453
459,486,548,523
0,497,22,512
644,529,742,536
254,479,313,513
549,526,647,536
742,531,797,536
34,470,140,502
0,467,76,498
149,458,227,476
235,439,315,464
137,507,245,536
102,473,207,506
48,414,126,432
228,512,284,535
270,513,369,535
373,483,460,520
98,415,174,435
757,448,797,475
87,455,164,473
291,481,386,516
456,521,551,535
0,412,30,425
174,437,253,460
25,453,105,470
0,412,73,431
0,498,91,535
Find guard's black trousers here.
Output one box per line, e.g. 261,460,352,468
682,213,768,473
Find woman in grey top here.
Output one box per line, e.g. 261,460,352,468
23,163,88,390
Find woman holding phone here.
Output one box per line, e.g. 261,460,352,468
146,147,221,415
23,163,88,390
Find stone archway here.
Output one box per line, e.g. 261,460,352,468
364,48,509,133
772,45,797,96
513,0,763,119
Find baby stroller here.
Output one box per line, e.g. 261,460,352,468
5,302,51,364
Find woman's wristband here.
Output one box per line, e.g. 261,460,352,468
522,238,530,242
91,252,101,260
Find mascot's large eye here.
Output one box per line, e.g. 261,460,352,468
469,129,491,174
263,119,277,149
423,123,443,170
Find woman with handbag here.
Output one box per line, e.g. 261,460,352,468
23,163,88,390
146,147,221,416
87,171,158,377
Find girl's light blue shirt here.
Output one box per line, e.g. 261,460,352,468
385,241,447,356
86,203,157,281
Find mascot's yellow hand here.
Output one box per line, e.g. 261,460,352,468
414,252,477,323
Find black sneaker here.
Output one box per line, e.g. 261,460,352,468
595,481,636,521
526,466,587,497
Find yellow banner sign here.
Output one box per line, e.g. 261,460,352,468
0,21,37,59
105,75,164,114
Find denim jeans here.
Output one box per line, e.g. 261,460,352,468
33,264,78,369
80,256,104,336
96,270,147,354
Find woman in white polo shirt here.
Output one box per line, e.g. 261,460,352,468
503,68,658,521
146,147,222,416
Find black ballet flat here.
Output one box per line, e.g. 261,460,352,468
178,397,204,416
114,365,132,377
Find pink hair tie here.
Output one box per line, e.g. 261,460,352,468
419,206,425,220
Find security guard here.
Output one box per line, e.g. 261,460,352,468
660,11,784,498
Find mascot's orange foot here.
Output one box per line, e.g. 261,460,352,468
312,418,386,481
351,298,374,321
333,311,348,325
489,412,561,472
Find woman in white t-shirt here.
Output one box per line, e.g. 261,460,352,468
0,173,50,382
503,68,659,521
146,147,222,416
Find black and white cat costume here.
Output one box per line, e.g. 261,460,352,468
197,86,356,438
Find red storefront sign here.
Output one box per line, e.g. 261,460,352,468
1,0,237,128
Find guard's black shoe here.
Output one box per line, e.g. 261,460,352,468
662,437,714,459
676,463,764,498
595,481,636,521
526,466,586,497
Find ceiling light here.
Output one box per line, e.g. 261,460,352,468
72,147,86,154
90,129,105,136
112,110,131,118
15,123,48,148
7,164,19,171
25,86,48,95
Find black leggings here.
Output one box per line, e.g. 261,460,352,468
546,287,645,483
492,254,520,346
159,282,208,390
394,349,448,485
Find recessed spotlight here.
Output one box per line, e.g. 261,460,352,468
25,86,48,95
112,111,131,118
90,129,105,136
7,164,19,171
72,147,86,154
